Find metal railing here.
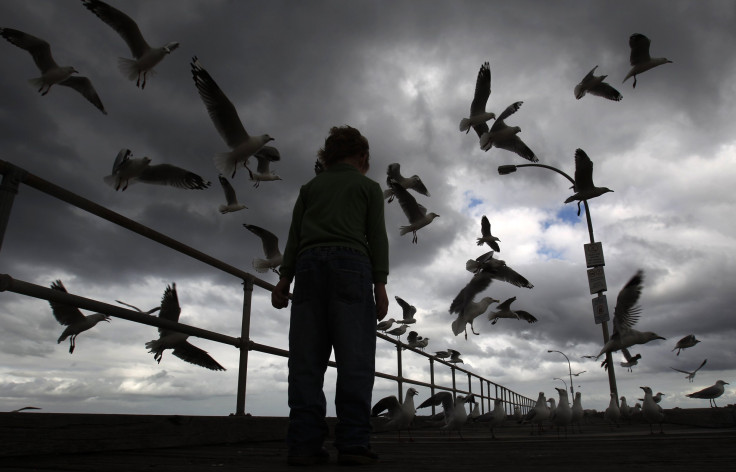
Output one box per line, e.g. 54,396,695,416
0,160,534,416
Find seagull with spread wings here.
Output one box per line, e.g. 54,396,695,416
672,334,700,355
0,27,106,114
451,296,499,339
623,33,672,88
242,224,282,274
574,65,623,101
479,101,537,162
418,392,473,438
487,296,538,325
245,145,281,187
476,215,500,252
103,148,211,191
383,163,430,203
671,359,708,383
191,57,274,178
459,61,496,138
388,181,439,244
217,175,247,214
81,0,179,89
565,148,613,215
144,283,225,371
595,270,665,360
394,295,417,324
371,387,419,440
48,280,110,354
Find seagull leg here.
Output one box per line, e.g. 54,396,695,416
412,231,418,244
69,335,76,354
577,201,582,216
141,72,147,90
633,76,637,88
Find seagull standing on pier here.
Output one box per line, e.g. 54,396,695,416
418,392,472,438
476,398,506,439
522,392,550,435
371,387,419,441
640,386,664,433
604,393,620,429
686,380,729,408
48,280,110,354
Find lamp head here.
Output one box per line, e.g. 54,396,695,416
498,165,518,175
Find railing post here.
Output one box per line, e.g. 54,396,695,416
429,357,436,416
480,380,485,414
235,278,254,416
0,164,25,254
451,367,457,400
395,344,403,403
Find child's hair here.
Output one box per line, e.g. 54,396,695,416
317,126,369,168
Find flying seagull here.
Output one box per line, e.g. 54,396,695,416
191,57,274,178
565,149,613,215
0,27,106,114
619,350,642,372
48,280,110,354
459,61,496,138
595,270,665,360
672,334,700,355
623,33,672,88
487,296,538,325
394,296,417,324
245,145,281,187
371,387,419,441
479,101,537,162
476,215,500,252
389,181,439,243
242,224,282,274
671,359,707,383
144,283,225,371
383,163,430,203
217,175,247,214
451,296,499,339
81,0,179,89
686,380,729,408
574,65,622,101
447,349,464,364
103,148,211,191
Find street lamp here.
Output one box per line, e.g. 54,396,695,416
501,162,618,400
548,350,575,397
553,377,568,391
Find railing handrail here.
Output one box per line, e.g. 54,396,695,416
0,159,534,415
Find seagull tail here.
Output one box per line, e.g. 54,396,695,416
458,118,471,132
479,132,492,151
214,152,236,177
27,77,45,90
451,318,464,336
399,225,413,236
117,57,141,82
465,259,480,272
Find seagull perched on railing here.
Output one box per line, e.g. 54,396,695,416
686,380,729,408
103,148,211,191
418,392,473,438
48,280,110,354
447,349,464,364
671,359,707,383
459,61,496,139
191,57,274,178
565,149,613,216
371,387,419,441
242,224,282,274
574,65,622,101
80,0,179,89
476,215,500,252
672,334,700,355
476,397,506,439
383,163,430,203
0,27,106,114
144,283,225,371
386,323,409,340
623,33,672,88
595,270,665,360
395,295,417,324
376,318,396,332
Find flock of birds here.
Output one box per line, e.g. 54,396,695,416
3,1,728,416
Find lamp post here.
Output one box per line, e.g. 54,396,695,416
500,163,618,400
548,350,575,397
553,377,568,391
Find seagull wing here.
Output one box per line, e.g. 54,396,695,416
480,216,491,239
172,341,225,371
395,296,415,317
493,134,537,163
157,283,181,335
573,148,595,191
191,58,249,149
253,145,281,173
408,176,430,197
449,271,492,314
469,61,491,138
0,28,58,72
687,383,720,399
218,175,239,204
418,391,453,413
490,101,523,131
138,163,210,189
629,33,652,65
670,367,692,375
390,182,426,223
372,395,401,417
81,0,151,57
515,310,538,323
693,359,708,373
243,224,281,259
49,280,86,325
612,270,644,334
588,81,623,102
493,265,534,289
386,163,402,182
111,148,132,173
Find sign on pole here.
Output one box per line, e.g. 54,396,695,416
592,295,609,324
587,266,607,294
584,242,605,268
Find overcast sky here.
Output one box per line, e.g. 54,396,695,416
1,0,735,417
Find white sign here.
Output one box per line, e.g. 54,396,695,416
587,266,607,294
584,242,605,268
592,295,610,324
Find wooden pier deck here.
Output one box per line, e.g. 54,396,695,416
2,408,734,471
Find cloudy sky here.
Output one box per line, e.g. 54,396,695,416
1,0,735,417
